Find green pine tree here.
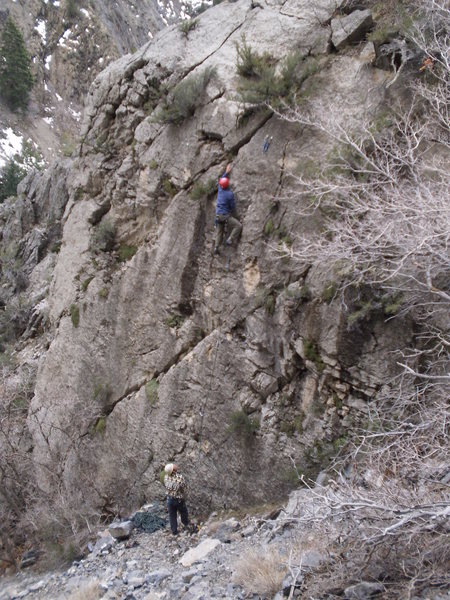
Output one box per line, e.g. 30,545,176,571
0,160,26,202
0,17,33,112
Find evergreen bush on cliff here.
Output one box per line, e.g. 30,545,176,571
0,141,44,202
0,18,33,112
154,66,216,125
91,219,116,253
235,36,315,108
179,18,198,37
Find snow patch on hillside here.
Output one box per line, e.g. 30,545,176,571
69,107,81,121
57,29,79,49
35,20,47,44
0,128,23,168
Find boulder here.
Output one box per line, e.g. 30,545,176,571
108,520,134,539
214,518,241,543
123,570,146,587
19,548,40,569
344,582,385,599
146,569,171,585
331,10,374,50
91,531,117,555
180,538,221,567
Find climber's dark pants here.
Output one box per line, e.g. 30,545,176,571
166,496,189,534
215,214,242,249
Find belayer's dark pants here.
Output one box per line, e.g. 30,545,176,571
166,496,189,534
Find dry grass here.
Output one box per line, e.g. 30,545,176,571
66,580,102,600
232,545,288,596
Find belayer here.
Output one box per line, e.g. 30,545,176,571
214,163,242,256
164,463,189,535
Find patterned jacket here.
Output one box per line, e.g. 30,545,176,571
164,472,187,500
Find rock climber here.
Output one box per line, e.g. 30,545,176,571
164,463,189,535
214,163,242,256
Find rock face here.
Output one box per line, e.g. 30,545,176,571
331,9,374,50
0,159,71,319
3,0,412,523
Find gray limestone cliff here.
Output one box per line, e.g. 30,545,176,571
1,0,422,526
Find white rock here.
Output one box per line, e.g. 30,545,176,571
180,538,221,567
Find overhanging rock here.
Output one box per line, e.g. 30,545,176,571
331,9,374,50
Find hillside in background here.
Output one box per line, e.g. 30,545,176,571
0,0,198,171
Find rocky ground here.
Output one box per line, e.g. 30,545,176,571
2,488,448,600
1,499,301,600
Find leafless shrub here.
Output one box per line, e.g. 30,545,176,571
232,545,288,596
271,0,449,595
0,359,106,571
25,488,102,570
0,361,37,570
408,0,450,145
275,103,449,302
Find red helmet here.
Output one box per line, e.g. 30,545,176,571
219,177,229,189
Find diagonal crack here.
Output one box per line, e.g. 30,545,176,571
177,11,251,82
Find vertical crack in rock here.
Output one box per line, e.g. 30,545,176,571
179,205,206,316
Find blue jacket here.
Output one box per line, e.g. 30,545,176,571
216,172,236,216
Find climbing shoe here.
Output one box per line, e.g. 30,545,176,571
214,247,220,255
225,239,232,246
